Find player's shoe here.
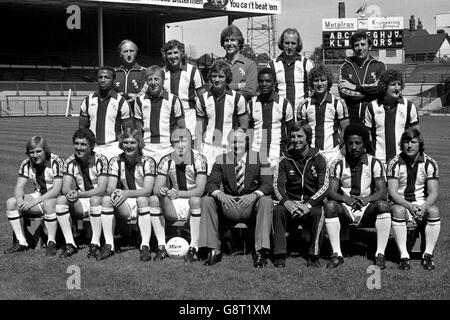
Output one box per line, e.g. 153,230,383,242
273,254,286,268
398,258,411,270
4,242,29,254
87,243,101,259
59,243,78,258
422,253,436,271
139,245,152,262
307,255,321,268
96,244,115,261
375,253,386,270
153,245,167,261
45,241,57,257
327,253,344,269
184,247,199,263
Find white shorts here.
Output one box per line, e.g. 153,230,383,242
94,142,122,160
320,146,342,168
124,198,138,221
184,108,197,141
172,198,190,221
342,203,370,226
143,143,173,164
29,192,44,214
201,143,227,175
79,198,91,216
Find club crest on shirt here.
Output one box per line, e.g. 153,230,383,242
311,165,317,178
370,72,376,82
289,169,296,176
239,67,245,77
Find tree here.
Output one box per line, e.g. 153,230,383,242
256,52,271,65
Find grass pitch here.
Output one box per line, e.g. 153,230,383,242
0,115,449,300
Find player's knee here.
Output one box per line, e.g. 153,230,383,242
149,195,159,207
102,195,112,208
42,198,56,212
426,205,440,219
189,197,201,208
324,200,340,218
375,200,390,213
56,195,68,205
6,197,17,211
90,196,103,207
391,205,407,220
137,196,149,208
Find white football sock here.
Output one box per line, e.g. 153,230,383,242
392,219,409,259
325,217,342,257
56,205,75,245
138,207,151,250
150,207,166,247
189,208,201,249
7,210,27,245
375,213,391,256
44,212,57,244
424,218,441,256
101,207,115,251
90,206,102,246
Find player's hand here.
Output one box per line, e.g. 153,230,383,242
159,187,169,196
343,194,357,207
338,80,356,91
111,189,127,207
237,193,258,208
66,190,79,203
355,196,369,208
19,199,38,213
217,192,238,210
284,200,303,217
166,188,179,200
297,203,310,215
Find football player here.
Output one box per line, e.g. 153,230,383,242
98,128,156,261
55,128,108,258
387,128,440,270
4,136,64,256
150,128,207,262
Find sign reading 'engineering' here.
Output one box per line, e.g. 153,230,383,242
322,17,404,49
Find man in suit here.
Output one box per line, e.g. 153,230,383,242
199,127,273,268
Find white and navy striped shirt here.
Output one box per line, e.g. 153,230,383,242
79,91,131,146
108,154,157,190
196,89,247,146
386,152,439,203
330,154,385,198
248,92,294,159
18,153,64,195
365,97,419,165
299,93,348,151
64,153,108,191
163,63,204,110
269,53,314,116
157,150,208,191
134,91,185,146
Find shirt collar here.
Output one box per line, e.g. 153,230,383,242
145,90,169,101
346,153,369,167
400,152,424,166
171,150,194,165
256,91,279,103
93,89,117,100
225,53,245,65
117,62,142,71
207,88,232,99
276,52,302,63
310,92,332,105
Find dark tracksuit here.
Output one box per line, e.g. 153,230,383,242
273,147,329,256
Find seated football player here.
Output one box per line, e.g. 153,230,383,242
149,128,208,262
99,128,156,261
4,136,64,256
324,124,391,269
272,121,329,268
55,128,108,258
199,127,273,268
387,128,440,270
298,64,349,166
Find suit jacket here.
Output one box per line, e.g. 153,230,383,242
206,151,273,196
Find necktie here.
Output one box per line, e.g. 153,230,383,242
236,160,245,194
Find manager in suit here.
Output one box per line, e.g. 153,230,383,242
199,127,273,268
